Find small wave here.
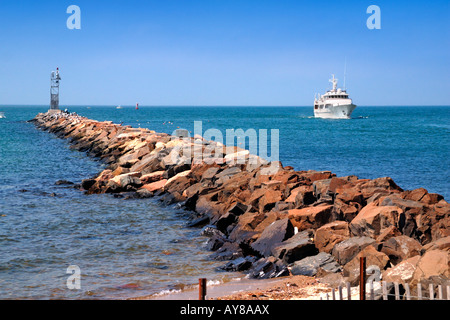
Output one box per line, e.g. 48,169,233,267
153,288,182,297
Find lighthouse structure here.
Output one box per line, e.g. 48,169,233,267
49,67,61,113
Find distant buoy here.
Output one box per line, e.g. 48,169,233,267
136,103,139,110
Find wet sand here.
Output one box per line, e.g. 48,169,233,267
131,275,337,300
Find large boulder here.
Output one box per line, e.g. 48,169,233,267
290,252,342,276
246,256,290,279
411,249,450,285
380,235,422,265
314,221,350,253
343,245,390,285
288,205,333,231
271,230,317,264
332,236,376,266
349,202,403,238
356,177,403,199
382,255,421,284
250,218,294,257
258,189,283,213
422,236,450,252
141,179,167,192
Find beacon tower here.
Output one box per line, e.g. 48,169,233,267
50,68,61,111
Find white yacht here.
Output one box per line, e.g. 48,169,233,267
0,112,5,119
314,75,356,119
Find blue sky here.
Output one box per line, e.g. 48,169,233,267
0,0,449,106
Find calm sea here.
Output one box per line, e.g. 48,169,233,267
0,105,449,299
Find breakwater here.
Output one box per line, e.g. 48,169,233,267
31,111,450,294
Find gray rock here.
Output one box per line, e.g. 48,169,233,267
290,252,342,276
272,230,318,264
250,218,295,257
332,236,376,265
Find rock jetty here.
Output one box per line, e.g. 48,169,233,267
31,111,450,292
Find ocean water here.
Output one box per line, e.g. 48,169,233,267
0,105,449,299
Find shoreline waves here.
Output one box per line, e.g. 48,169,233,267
30,111,450,300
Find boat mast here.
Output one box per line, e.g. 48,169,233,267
343,57,347,90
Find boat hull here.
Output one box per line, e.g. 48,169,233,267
314,104,356,119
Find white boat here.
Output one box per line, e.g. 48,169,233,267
116,105,122,109
314,74,356,119
0,112,5,119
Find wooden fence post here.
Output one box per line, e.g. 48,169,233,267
338,285,343,300
438,285,443,300
382,281,388,300
199,278,207,300
360,257,366,300
394,282,400,300
429,284,434,300
417,283,422,300
404,283,411,300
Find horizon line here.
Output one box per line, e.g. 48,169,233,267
1,104,450,108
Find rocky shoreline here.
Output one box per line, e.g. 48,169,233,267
30,111,449,298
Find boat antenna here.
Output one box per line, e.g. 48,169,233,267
343,56,347,90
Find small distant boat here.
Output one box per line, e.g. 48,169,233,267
0,112,5,119
116,105,122,109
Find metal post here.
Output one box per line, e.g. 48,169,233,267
360,257,366,300
199,278,207,300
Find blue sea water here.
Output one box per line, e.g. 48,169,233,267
0,105,449,299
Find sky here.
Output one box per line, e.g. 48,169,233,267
0,0,449,106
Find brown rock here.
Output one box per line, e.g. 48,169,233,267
328,177,353,195
382,255,421,284
375,225,402,243
380,235,422,265
333,199,362,222
422,236,450,252
332,236,376,266
141,179,167,192
140,171,165,184
420,193,444,205
228,210,266,243
343,245,390,285
411,249,450,285
288,205,333,231
258,189,283,212
335,187,365,206
403,188,428,202
349,202,403,238
314,221,350,253
357,177,403,199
